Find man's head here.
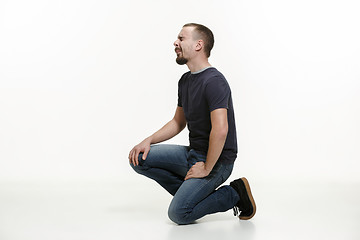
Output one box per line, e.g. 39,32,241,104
174,23,214,65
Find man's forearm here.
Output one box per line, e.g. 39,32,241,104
147,118,186,145
184,128,227,181
204,127,228,172
184,108,228,180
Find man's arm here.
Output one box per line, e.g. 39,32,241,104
185,108,228,180
129,106,186,166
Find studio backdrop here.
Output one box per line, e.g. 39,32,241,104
0,0,359,183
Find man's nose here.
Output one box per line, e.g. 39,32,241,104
174,40,179,47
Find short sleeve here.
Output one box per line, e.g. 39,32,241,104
205,77,230,112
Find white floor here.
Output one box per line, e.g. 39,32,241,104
0,178,359,240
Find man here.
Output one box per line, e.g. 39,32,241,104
129,23,256,225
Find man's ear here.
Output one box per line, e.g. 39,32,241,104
195,40,204,51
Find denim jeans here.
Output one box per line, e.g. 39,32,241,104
130,144,240,225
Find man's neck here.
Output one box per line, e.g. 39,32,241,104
186,59,211,73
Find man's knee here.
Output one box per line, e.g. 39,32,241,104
168,203,193,225
129,153,147,173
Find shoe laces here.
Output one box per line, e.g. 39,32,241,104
233,206,239,217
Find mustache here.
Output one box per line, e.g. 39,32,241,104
175,47,181,52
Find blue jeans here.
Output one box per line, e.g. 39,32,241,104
130,144,240,225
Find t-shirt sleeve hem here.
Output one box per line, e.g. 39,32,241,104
209,105,229,112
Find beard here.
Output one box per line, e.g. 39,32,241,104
176,56,188,65
175,48,188,65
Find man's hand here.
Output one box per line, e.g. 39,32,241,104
184,162,211,180
128,138,151,166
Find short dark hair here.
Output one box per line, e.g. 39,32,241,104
183,23,214,58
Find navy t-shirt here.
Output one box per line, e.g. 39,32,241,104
177,67,237,163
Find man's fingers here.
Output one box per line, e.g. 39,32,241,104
142,148,150,160
130,151,135,165
184,169,191,180
129,150,133,163
131,150,138,166
129,148,147,166
185,173,192,181
134,149,140,166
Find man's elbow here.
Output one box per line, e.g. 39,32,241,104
179,122,187,132
220,125,228,138
174,118,186,133
212,125,228,139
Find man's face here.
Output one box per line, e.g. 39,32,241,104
174,27,196,65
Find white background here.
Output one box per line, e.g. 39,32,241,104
1,0,359,183
1,1,360,240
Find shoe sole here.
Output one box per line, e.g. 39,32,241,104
239,177,256,220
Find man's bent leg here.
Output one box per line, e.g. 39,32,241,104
168,162,239,224
130,144,190,196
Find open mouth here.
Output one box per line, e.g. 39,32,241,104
175,48,182,55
